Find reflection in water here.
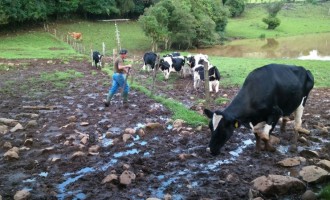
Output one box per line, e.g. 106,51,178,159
189,33,330,60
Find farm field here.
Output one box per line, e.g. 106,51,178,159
0,57,330,199
0,2,330,200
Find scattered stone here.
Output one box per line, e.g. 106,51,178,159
102,174,118,184
226,173,239,182
253,198,264,200
125,128,136,134
195,126,202,131
145,122,163,130
80,136,88,144
251,174,305,196
41,146,55,154
298,136,308,144
60,122,75,129
123,134,131,142
317,160,330,171
16,113,39,119
123,164,130,170
23,138,33,146
0,118,18,126
173,119,185,128
80,122,89,126
299,165,329,183
67,116,77,122
105,132,112,138
164,194,172,200
146,198,161,200
0,125,8,134
137,129,145,137
14,190,30,200
4,148,19,159
301,190,317,200
299,150,319,158
10,123,24,132
3,141,12,149
70,151,86,160
120,170,136,185
88,145,100,154
179,153,190,160
277,157,305,167
26,120,37,128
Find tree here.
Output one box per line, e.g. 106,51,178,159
225,0,245,17
262,2,284,30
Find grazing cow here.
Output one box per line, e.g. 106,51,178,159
186,54,209,70
68,32,83,40
142,52,158,71
163,52,181,57
193,63,221,93
159,55,185,80
92,51,104,69
204,64,314,155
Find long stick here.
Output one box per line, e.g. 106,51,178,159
122,68,131,97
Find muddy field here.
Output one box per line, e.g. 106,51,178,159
0,59,329,200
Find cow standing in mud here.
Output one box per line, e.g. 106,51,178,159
92,51,104,69
204,64,314,155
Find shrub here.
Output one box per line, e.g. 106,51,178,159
225,0,245,17
262,16,281,29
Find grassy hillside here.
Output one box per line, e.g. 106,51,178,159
226,2,330,39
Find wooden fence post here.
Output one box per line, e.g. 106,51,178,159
152,54,160,96
102,42,105,56
204,60,210,109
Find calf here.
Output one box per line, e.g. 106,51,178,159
159,56,185,80
204,64,314,155
142,52,158,71
68,32,82,40
193,63,221,93
92,51,104,69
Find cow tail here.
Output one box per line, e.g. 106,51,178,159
302,70,315,106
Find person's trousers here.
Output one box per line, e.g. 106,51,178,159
107,73,129,102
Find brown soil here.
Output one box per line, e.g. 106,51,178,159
0,59,329,200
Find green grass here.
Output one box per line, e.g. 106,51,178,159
319,184,330,200
208,56,330,88
226,2,330,39
49,20,151,55
0,32,83,59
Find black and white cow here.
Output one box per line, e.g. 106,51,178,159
193,63,221,93
204,64,314,155
92,51,104,69
159,55,185,80
142,52,158,71
163,52,181,57
186,54,209,70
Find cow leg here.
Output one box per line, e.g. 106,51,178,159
250,122,266,152
280,116,290,133
209,82,213,92
293,99,310,134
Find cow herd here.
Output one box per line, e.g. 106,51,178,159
142,51,221,93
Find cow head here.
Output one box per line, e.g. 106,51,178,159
204,109,239,155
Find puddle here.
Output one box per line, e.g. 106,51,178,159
189,33,330,60
298,50,330,61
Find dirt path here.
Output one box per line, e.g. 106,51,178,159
0,59,329,199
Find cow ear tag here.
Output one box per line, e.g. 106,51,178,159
234,121,239,128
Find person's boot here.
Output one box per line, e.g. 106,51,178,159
123,93,129,108
104,93,114,107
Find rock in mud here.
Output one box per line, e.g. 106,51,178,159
125,128,136,134
26,120,37,128
14,190,30,200
4,149,19,159
173,119,185,128
251,174,305,196
0,118,18,126
119,170,136,185
0,125,8,134
277,157,306,167
317,159,330,171
10,123,23,132
145,122,163,130
301,190,317,200
3,141,12,149
146,198,161,200
70,151,86,160
123,133,131,142
299,165,329,183
102,174,118,184
299,150,319,158
23,138,33,146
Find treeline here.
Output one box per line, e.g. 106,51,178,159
0,0,154,26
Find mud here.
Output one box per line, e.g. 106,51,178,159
0,59,329,200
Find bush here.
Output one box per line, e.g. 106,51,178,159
262,16,281,29
225,0,245,17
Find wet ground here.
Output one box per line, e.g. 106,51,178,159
0,59,329,200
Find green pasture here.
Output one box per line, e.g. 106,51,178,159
0,32,82,59
226,2,330,39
